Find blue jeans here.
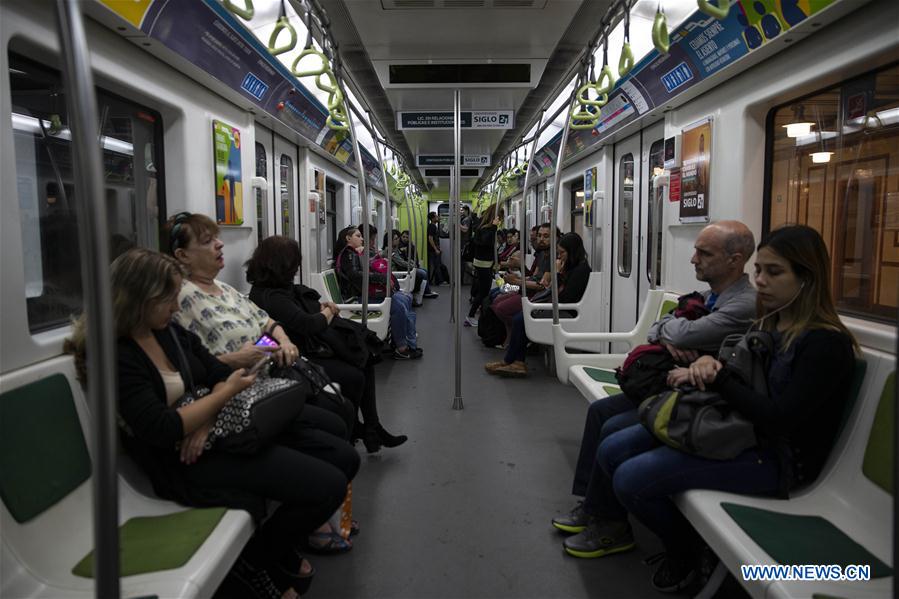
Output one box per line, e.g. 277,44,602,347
571,394,639,517
598,423,781,553
389,291,417,349
413,268,432,294
503,311,527,363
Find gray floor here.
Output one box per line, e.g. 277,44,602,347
310,289,692,599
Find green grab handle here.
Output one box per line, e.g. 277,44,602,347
291,47,329,77
223,0,254,20
697,0,729,19
326,113,349,132
595,64,616,96
268,16,297,56
575,82,605,107
569,117,600,131
652,10,670,54
619,42,634,77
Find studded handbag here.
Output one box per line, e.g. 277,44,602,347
170,330,307,454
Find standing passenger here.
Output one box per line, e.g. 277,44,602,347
427,212,445,286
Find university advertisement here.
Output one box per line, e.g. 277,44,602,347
679,119,712,223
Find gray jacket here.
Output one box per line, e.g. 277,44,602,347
646,274,756,352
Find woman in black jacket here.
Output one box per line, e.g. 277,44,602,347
466,204,503,327
486,232,591,377
248,235,407,453
67,248,360,598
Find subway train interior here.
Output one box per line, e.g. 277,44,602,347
0,0,897,597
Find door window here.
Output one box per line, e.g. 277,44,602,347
646,140,665,285
255,142,267,245
280,154,294,239
617,153,635,276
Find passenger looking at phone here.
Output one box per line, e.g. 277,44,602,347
162,212,300,370
66,248,359,598
248,235,407,454
553,221,758,562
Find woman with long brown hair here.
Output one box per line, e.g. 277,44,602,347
465,204,503,327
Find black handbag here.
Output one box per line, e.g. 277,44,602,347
170,330,307,454
270,357,356,436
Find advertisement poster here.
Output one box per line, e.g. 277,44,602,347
584,167,597,228
680,119,712,223
213,120,243,225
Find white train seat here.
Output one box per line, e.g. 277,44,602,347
522,272,604,346
0,357,253,599
675,348,893,599
556,289,680,389
310,269,391,341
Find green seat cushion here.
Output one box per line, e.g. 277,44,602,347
323,271,344,303
0,374,91,523
73,508,227,578
862,371,894,495
349,311,382,320
583,367,618,384
721,503,892,579
603,385,621,396
659,298,678,318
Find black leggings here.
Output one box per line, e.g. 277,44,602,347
313,356,379,431
180,405,360,566
469,266,495,317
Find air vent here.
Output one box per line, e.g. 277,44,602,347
390,63,530,84
382,0,544,8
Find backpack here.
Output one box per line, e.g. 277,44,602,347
615,344,675,402
637,330,775,460
477,306,506,347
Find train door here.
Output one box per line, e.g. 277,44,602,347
253,130,274,247
325,179,338,266
610,131,641,339
637,122,666,315
273,134,299,244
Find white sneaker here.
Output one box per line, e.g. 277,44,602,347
464,316,478,327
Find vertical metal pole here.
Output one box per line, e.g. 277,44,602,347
449,173,456,323
519,111,545,302
452,89,463,410
549,73,583,325
341,92,370,324
54,3,120,598
371,125,392,298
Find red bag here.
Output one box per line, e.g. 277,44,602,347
369,257,399,297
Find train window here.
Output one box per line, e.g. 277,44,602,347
617,153,635,277
767,62,899,323
254,142,268,245
280,154,294,239
8,53,164,333
646,140,665,286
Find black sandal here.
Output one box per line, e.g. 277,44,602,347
272,549,315,596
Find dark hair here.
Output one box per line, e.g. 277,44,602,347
558,232,588,271
245,235,301,287
162,212,219,256
334,225,359,261
530,225,537,233
462,205,470,213
505,227,519,238
537,223,562,238
359,223,377,236
428,211,437,220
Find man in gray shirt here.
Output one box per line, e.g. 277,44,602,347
554,220,758,558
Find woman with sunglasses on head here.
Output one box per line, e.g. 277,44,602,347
164,212,354,554
247,235,407,454
66,248,360,599
566,225,858,593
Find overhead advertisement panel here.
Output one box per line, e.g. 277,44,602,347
524,0,840,193
97,0,384,189
397,111,514,130
416,155,491,167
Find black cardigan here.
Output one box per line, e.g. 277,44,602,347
471,223,497,263
117,323,265,519
558,261,591,303
713,328,855,490
336,246,387,300
249,283,329,348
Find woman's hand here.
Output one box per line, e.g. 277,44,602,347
321,303,336,324
688,355,722,391
225,367,257,393
666,367,692,388
180,420,213,465
226,341,269,369
555,258,565,273
273,339,300,366
539,271,552,288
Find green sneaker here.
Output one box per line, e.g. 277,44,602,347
551,501,589,534
563,519,635,558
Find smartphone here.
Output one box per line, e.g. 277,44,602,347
254,333,280,351
245,355,270,376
